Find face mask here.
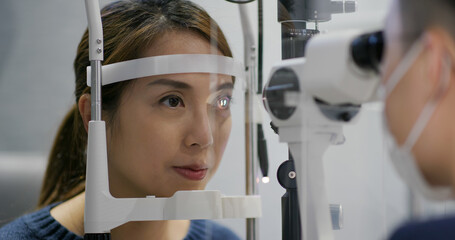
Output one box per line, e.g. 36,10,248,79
380,37,453,201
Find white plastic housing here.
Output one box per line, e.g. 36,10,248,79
302,29,380,105
84,121,261,233
84,0,103,61
262,29,385,240
264,62,342,239
86,54,245,86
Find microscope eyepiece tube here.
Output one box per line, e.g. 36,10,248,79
350,31,384,73
263,67,300,120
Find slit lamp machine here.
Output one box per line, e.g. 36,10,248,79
82,0,384,239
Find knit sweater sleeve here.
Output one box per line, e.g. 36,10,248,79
0,203,82,240
1,204,240,240
0,216,36,240
185,219,241,240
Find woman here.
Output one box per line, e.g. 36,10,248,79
0,0,240,239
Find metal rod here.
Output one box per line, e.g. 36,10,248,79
84,0,105,238
257,0,263,94
238,3,260,240
91,60,102,121
245,53,259,239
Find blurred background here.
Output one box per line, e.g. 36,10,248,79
1,0,455,239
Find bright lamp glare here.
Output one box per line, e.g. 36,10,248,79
262,176,270,184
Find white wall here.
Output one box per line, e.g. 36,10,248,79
1,0,454,239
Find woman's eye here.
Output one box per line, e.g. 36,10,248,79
216,96,232,110
160,95,184,108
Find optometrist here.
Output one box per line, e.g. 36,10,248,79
381,0,455,239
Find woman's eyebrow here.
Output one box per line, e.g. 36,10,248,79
146,79,192,89
216,82,234,91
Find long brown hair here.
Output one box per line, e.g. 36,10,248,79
38,0,232,208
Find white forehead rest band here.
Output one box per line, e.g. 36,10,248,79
87,54,245,86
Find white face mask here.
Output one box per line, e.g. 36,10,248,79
381,37,453,201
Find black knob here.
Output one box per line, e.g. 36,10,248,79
277,160,298,189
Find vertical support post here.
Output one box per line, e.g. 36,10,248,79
238,3,260,240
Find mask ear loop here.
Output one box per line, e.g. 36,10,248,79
384,37,426,99
402,54,452,150
436,54,452,97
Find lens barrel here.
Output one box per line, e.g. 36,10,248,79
350,31,384,73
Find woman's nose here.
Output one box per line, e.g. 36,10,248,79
184,108,214,149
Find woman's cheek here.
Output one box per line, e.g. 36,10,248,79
218,117,232,155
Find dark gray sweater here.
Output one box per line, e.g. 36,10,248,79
0,203,240,240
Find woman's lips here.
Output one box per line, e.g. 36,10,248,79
173,166,208,181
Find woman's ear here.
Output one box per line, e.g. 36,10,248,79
423,28,455,98
444,33,455,82
421,29,447,99
78,94,91,132
424,30,443,82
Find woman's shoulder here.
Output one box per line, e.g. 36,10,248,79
389,215,455,240
186,219,241,240
0,203,82,240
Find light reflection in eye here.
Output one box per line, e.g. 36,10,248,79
217,96,231,110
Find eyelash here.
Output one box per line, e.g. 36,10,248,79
159,95,233,111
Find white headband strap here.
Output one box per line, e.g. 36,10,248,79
87,54,245,86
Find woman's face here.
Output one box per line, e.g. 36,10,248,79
382,0,453,186
106,31,233,198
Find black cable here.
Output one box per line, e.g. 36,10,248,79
257,0,263,94
256,0,269,179
225,0,255,3
257,123,269,178
84,233,111,240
